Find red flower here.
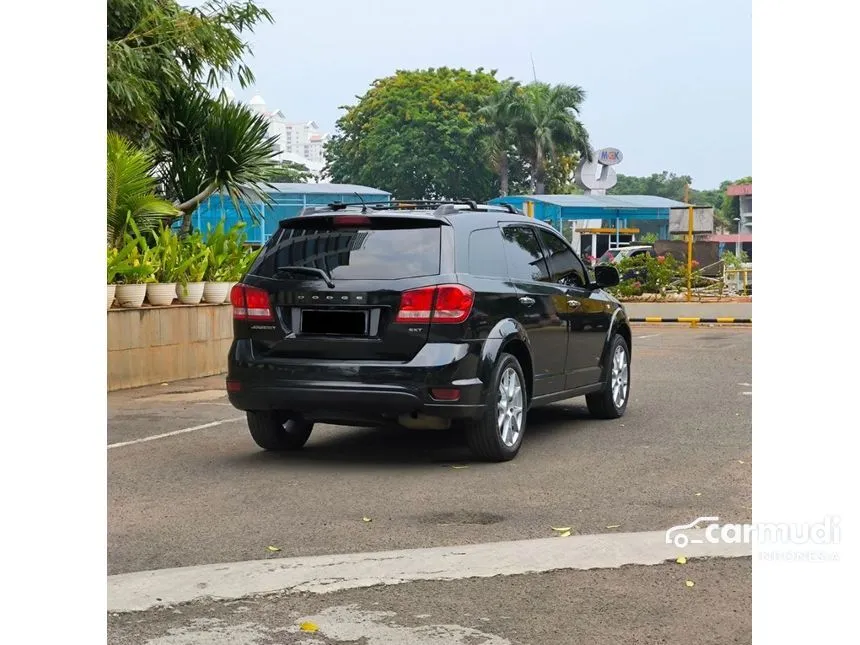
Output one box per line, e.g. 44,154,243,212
691,260,700,268
657,255,666,263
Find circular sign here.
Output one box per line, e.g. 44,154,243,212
596,148,623,166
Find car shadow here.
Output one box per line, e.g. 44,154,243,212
224,400,596,468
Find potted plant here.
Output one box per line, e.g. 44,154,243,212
146,226,192,306
107,247,120,309
201,221,233,304
113,243,156,307
176,232,209,304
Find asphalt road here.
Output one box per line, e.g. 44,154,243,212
108,325,752,576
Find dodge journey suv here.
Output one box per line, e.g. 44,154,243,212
226,200,631,461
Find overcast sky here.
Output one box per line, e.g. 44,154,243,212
226,0,750,189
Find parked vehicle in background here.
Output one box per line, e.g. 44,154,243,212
597,245,656,265
226,200,632,462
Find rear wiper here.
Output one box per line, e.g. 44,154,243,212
274,265,335,288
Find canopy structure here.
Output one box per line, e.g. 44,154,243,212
489,194,698,257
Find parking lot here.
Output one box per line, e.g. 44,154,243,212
108,325,751,643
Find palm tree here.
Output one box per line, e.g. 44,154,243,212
153,86,280,234
478,81,522,197
106,132,180,247
511,82,591,194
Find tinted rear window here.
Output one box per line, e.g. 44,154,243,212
254,225,441,280
468,227,508,278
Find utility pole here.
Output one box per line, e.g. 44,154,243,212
685,184,693,302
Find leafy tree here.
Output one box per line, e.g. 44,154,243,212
106,132,179,247
107,0,273,138
265,160,314,184
477,81,524,197
611,172,693,201
510,82,591,194
153,86,280,233
543,153,584,195
324,68,505,201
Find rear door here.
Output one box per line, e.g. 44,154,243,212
241,214,448,361
534,227,610,389
498,224,568,397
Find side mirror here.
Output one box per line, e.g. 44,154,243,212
593,264,620,288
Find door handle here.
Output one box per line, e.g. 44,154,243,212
519,296,535,306
567,299,581,308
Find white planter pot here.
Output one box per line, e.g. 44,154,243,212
146,282,177,306
203,281,231,304
115,283,147,308
176,281,205,305
223,282,237,303
107,284,116,310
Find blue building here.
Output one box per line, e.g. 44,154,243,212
488,194,692,258
192,183,392,244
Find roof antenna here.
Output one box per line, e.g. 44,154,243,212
530,53,537,82
353,192,367,213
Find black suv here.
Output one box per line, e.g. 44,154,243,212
226,200,631,461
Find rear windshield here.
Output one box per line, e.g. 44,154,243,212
253,223,442,280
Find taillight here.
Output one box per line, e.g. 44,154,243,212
432,285,475,323
230,284,274,321
395,284,474,325
395,286,435,323
333,215,371,227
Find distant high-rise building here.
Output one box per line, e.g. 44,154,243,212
241,93,329,179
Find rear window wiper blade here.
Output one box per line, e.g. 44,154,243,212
274,265,335,288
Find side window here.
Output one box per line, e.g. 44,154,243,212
500,226,550,282
536,228,588,288
468,228,509,278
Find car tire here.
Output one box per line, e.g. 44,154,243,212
465,353,527,462
586,334,631,419
246,411,314,451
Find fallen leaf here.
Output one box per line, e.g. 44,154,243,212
685,580,695,587
676,556,687,564
362,517,372,523
299,622,319,632
605,524,621,529
551,526,572,532
266,545,281,552
558,530,571,537
694,493,702,497
738,460,745,464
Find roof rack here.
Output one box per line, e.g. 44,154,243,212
296,199,523,218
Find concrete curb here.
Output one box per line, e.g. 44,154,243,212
108,530,751,613
630,317,751,324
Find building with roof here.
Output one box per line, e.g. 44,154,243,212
489,193,708,259
193,183,391,244
244,94,329,178
701,182,752,258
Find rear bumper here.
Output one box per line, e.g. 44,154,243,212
226,340,487,422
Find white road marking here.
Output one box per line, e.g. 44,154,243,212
107,417,245,450
742,392,752,396
108,529,751,612
636,334,661,339
738,382,751,387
